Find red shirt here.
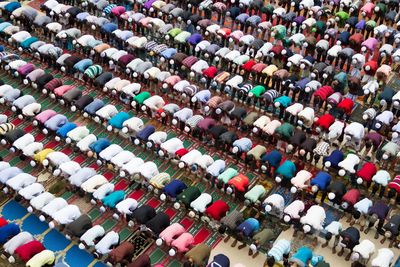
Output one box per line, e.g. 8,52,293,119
364,60,378,76
227,174,249,192
0,218,8,228
315,114,335,130
337,98,354,115
313,86,334,100
356,162,377,182
242,60,256,72
175,148,189,158
15,240,45,262
342,189,361,206
202,66,218,79
206,200,230,220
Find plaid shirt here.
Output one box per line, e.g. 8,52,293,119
214,72,230,84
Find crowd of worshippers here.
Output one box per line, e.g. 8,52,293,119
0,0,399,266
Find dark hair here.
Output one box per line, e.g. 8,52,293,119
218,225,227,234
351,261,364,267
183,262,193,267
236,232,244,242
352,210,361,220
266,257,275,267
325,232,332,240
387,188,396,199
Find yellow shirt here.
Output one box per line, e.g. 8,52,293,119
26,250,55,267
33,148,54,163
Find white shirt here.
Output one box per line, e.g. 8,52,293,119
190,193,212,213
95,105,118,120
58,161,81,177
116,198,138,215
52,205,81,224
354,198,372,215
41,197,68,215
19,183,44,200
180,150,202,166
93,183,114,200
81,175,108,193
195,155,214,169
67,126,90,142
7,173,36,191
111,151,135,168
12,134,34,150
22,103,41,117
324,221,342,235
46,151,70,166
121,157,145,175
4,232,34,254
122,117,144,133
30,192,55,211
99,144,123,161
95,231,119,254
80,225,105,246
69,167,96,187
372,170,391,186
140,162,159,180
148,131,167,144
160,138,184,154
77,134,97,152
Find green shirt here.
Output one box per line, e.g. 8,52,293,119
133,92,151,104
275,123,294,139
253,229,274,245
167,28,182,38
185,243,211,266
178,187,201,206
249,85,266,98
218,168,238,184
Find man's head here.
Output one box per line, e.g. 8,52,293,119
325,232,332,241
352,210,361,220
183,260,193,267
266,256,276,267
218,225,227,234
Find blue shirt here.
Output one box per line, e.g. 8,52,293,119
237,218,260,237
4,2,21,13
109,112,130,129
0,223,20,244
193,90,211,103
44,114,68,131
310,172,331,190
261,150,282,168
160,48,177,59
163,180,187,198
89,138,110,154
232,138,252,152
84,99,105,115
56,122,76,138
323,149,344,168
73,59,93,73
102,190,125,208
275,160,296,179
137,125,155,141
101,23,118,33
206,160,225,177
20,37,38,49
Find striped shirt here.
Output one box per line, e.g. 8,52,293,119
263,90,280,103
313,141,330,156
0,123,15,135
150,173,170,188
214,72,230,84
186,115,204,128
84,65,103,79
